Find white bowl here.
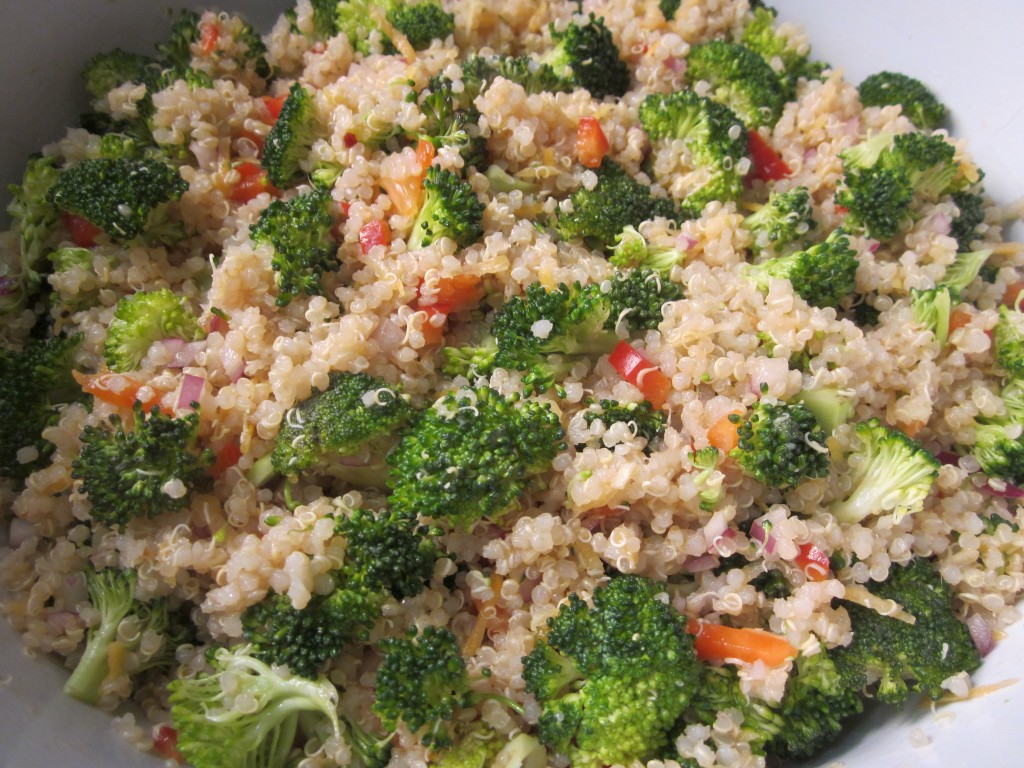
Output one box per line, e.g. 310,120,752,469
2,2,1023,767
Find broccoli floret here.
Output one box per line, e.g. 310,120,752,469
81,49,156,100
169,644,345,768
440,336,500,379
795,386,855,435
538,14,629,99
71,403,214,528
580,399,666,450
262,82,321,188
691,446,724,511
858,71,947,131
386,386,564,528
690,649,862,760
46,157,187,243
609,226,688,277
416,79,488,169
64,567,192,705
436,731,546,768
521,575,701,768
0,335,82,480
638,90,748,217
993,305,1024,377
742,228,859,308
686,40,786,128
829,418,940,525
739,6,829,99
156,10,202,69
387,0,455,49
243,507,442,678
494,55,570,95
970,378,1024,485
556,160,677,251
911,286,953,346
286,0,340,39
950,190,986,252
103,288,203,373
743,186,817,257
249,188,339,306
832,558,980,704
408,166,485,250
3,155,62,316
942,248,991,296
729,400,830,488
604,268,683,333
835,131,969,241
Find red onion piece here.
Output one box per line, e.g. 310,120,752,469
177,373,206,411
682,553,718,573
663,56,684,74
749,518,776,555
966,613,995,657
221,346,245,383
676,232,698,251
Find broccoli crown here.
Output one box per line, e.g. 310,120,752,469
521,575,701,768
739,6,828,98
440,336,500,379
911,286,953,346
743,186,817,257
609,226,688,277
950,190,986,252
271,371,413,479
4,155,62,314
686,40,786,128
858,71,947,131
386,386,565,528
373,625,470,748
658,0,681,21
46,157,187,243
540,14,629,99
487,281,618,392
993,305,1024,378
262,82,320,188
432,726,512,768
71,403,214,528
690,650,862,760
972,417,1024,486
556,159,677,251
408,166,485,250
742,228,858,308
286,0,340,39
729,400,831,488
82,48,156,100
103,288,203,372
415,81,488,168
832,558,981,704
691,446,723,511
156,10,201,69
250,188,339,306
387,1,455,49
64,567,192,704
0,334,82,480
169,644,344,768
495,55,570,95
829,418,939,525
580,399,667,450
603,268,683,333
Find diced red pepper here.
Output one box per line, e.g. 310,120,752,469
576,116,610,169
75,370,160,411
153,725,184,762
62,213,102,247
747,131,791,182
230,162,279,203
419,274,483,314
343,132,358,148
415,139,436,174
261,93,288,123
199,21,220,56
211,439,243,479
795,543,831,581
419,306,448,346
1003,280,1024,309
608,340,672,409
359,220,392,254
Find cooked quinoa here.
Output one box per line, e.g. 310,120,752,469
2,1,1024,767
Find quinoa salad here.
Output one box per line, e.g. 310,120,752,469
2,2,1024,767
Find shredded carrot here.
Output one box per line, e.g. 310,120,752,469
1002,280,1024,309
707,410,744,453
948,307,973,333
462,576,503,657
75,370,160,411
686,619,797,666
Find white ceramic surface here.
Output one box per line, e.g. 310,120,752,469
2,2,1023,767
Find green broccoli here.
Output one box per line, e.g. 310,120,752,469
103,288,204,373
739,5,830,99
335,0,454,56
261,82,321,188
795,386,855,435
858,71,947,131
249,188,339,306
609,226,688,277
729,400,831,488
969,378,1024,485
285,0,340,39
64,567,192,705
494,55,569,95
71,403,214,528
832,558,980,704
484,165,542,195
48,246,99,312
686,40,786,128
556,160,677,251
81,49,156,100
46,157,187,244
577,399,666,454
993,305,1024,377
911,286,953,346
829,418,940,525
835,131,969,241
658,0,681,20
538,14,629,99
0,335,83,481
950,190,986,252
743,186,817,257
638,89,748,218
242,507,442,678
691,446,724,511
603,267,683,332
742,228,859,308
3,155,62,316
435,731,546,768
521,575,701,768
416,78,488,168
156,10,202,69
941,248,991,296
386,386,564,528
408,166,485,250
168,644,346,768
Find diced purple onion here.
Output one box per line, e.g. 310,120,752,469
177,373,206,411
966,613,995,657
749,518,776,555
